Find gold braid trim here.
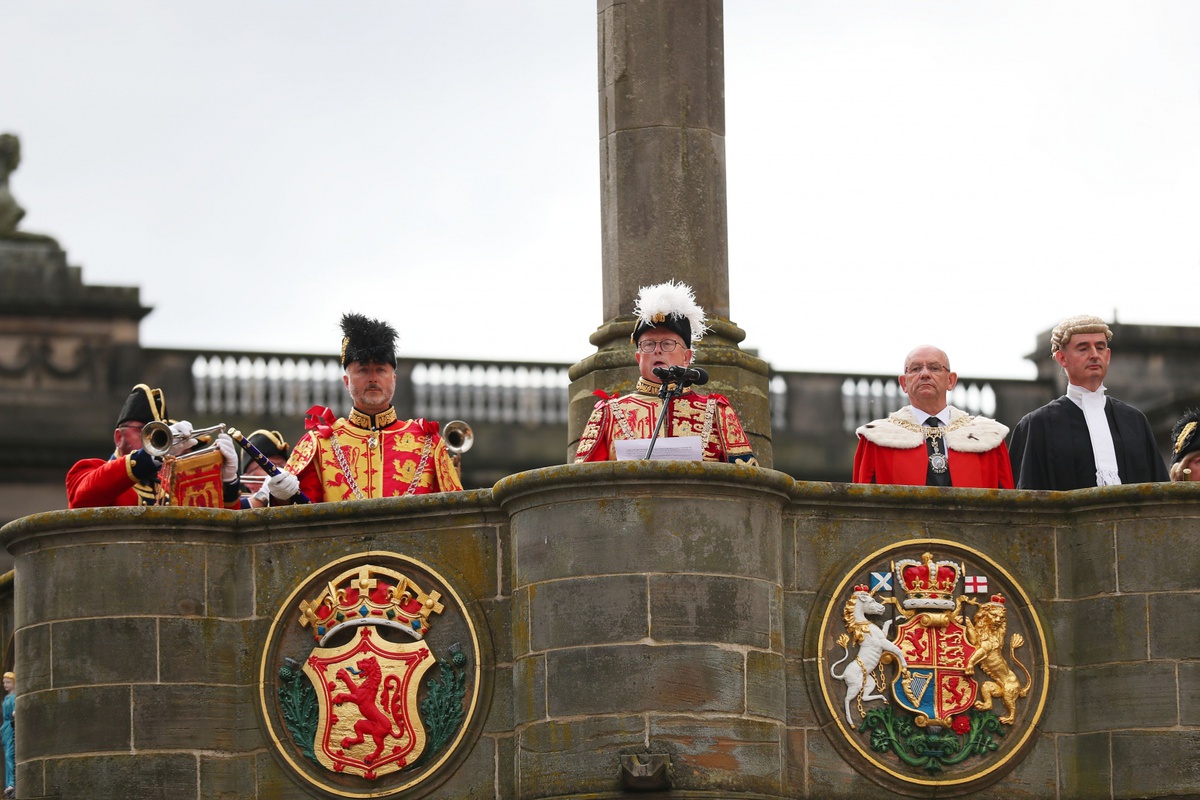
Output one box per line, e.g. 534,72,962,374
1175,421,1197,455
635,377,695,397
348,406,398,429
329,426,434,499
328,431,366,500
405,435,436,495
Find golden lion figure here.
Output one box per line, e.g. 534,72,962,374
962,598,1031,724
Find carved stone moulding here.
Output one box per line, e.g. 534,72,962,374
0,333,98,381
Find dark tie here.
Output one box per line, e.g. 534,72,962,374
924,416,952,487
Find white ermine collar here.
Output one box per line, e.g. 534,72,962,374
856,406,1009,452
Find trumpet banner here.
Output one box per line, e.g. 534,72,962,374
162,449,224,507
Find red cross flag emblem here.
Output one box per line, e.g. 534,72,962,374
964,574,988,594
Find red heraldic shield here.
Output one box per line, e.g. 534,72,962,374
891,617,979,723
303,626,436,780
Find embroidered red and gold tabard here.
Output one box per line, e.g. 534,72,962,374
574,378,757,465
286,406,463,501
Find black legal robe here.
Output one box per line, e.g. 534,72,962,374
1009,396,1169,490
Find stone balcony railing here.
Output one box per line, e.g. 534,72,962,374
185,351,1031,435
189,353,573,426
840,375,998,432
189,353,977,430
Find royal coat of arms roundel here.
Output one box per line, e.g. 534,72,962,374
816,539,1049,795
258,552,484,798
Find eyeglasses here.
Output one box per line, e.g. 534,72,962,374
904,363,948,375
637,339,684,353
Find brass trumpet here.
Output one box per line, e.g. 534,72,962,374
443,420,473,476
142,421,227,458
443,420,474,456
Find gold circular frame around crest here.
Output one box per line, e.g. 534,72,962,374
257,551,486,799
814,539,1050,796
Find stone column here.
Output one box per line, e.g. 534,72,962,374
568,0,773,466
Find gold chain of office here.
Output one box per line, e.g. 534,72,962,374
887,415,975,441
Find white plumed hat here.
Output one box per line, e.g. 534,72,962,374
631,280,708,346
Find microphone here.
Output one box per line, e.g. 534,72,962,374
652,366,709,386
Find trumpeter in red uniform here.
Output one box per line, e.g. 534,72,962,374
66,383,242,508
1169,408,1200,483
66,383,170,507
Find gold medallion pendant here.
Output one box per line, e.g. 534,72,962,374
259,552,485,798
815,539,1049,795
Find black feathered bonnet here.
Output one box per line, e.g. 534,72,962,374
339,313,398,368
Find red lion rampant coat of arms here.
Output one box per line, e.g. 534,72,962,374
304,627,436,779
295,564,445,781
260,554,480,798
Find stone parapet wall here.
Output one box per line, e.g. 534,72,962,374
2,467,1197,799
2,492,509,799
496,463,791,798
784,481,1200,799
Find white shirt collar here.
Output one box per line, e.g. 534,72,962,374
1065,383,1107,409
909,405,950,426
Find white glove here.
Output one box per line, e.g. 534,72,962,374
168,420,198,455
265,470,301,500
215,433,238,483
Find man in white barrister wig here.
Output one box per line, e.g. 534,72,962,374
574,280,757,465
1008,315,1168,489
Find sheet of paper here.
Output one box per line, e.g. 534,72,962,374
614,436,704,462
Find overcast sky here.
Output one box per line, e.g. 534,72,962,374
5,1,1199,380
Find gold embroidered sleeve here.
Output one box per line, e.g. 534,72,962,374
574,402,611,463
287,432,319,473
432,438,464,492
718,402,756,464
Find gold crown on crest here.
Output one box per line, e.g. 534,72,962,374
298,565,444,645
894,552,963,610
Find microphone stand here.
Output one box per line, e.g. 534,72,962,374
644,370,692,460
